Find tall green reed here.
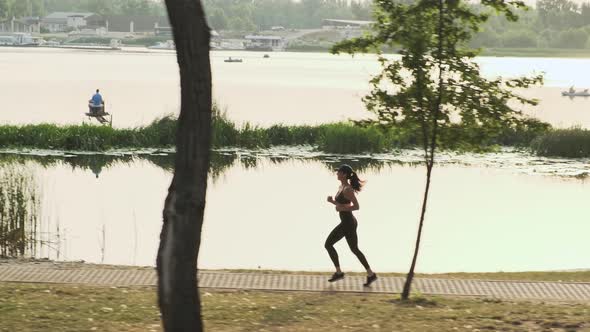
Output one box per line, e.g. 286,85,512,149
531,127,590,158
0,165,39,257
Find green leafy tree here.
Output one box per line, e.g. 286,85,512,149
11,0,30,17
502,30,538,47
469,27,501,48
0,0,10,20
30,0,44,16
537,0,580,30
551,28,589,48
208,7,228,30
87,0,115,16
333,0,543,300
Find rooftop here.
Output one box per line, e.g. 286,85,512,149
45,12,96,20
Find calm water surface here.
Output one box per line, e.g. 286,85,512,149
2,151,588,273
1,47,590,128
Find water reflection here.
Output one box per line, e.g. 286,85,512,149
0,150,407,180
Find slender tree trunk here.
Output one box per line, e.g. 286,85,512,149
401,163,433,299
401,0,445,301
157,1,212,331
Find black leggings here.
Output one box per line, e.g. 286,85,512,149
324,217,371,270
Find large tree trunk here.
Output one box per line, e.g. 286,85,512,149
157,1,212,331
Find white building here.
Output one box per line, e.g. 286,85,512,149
66,15,87,29
42,12,104,32
244,35,285,51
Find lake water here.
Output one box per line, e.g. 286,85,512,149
1,47,590,128
1,47,589,273
1,150,588,273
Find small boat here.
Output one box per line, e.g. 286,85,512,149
224,57,243,63
562,88,590,97
85,102,112,125
263,54,270,58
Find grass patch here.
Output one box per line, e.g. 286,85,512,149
317,123,394,153
531,128,590,158
0,282,588,331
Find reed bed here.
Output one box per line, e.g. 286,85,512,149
0,107,565,156
0,165,39,257
531,127,590,158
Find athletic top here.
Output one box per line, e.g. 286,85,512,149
335,186,355,222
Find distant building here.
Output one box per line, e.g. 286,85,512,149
104,15,170,33
42,12,104,32
244,35,285,51
322,19,374,29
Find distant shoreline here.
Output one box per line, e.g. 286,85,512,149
3,43,590,59
285,46,590,58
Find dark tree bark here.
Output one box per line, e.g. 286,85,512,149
157,1,212,331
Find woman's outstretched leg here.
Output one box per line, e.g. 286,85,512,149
325,223,345,281
344,222,377,286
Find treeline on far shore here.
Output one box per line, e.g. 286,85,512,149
0,109,588,158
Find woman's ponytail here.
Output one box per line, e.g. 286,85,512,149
348,172,364,192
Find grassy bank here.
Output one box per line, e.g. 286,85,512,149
0,282,588,332
286,45,590,58
479,47,590,58
0,109,554,154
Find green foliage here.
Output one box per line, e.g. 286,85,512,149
318,123,391,153
501,30,538,48
531,128,590,157
550,28,589,48
0,113,554,155
201,0,373,31
0,0,166,19
332,0,543,160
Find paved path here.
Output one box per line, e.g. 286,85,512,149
1,264,589,302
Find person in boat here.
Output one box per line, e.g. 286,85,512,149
89,89,104,114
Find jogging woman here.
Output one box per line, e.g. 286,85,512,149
325,164,377,287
